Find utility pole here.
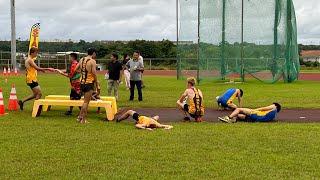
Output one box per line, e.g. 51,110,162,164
176,0,180,80
10,0,16,69
240,0,245,82
197,0,200,84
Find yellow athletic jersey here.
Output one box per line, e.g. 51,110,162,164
137,116,153,126
227,91,238,105
80,57,95,84
251,110,273,116
188,88,205,116
26,59,37,83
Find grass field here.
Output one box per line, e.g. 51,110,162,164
0,74,320,178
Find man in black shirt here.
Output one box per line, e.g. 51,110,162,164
107,53,122,100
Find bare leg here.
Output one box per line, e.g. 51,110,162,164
34,87,42,100
22,94,36,103
151,120,173,130
19,87,41,111
229,108,252,119
78,90,93,123
117,110,136,122
22,87,41,103
176,100,189,119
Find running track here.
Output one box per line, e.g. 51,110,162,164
116,108,320,123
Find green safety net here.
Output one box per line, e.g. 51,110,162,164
177,0,300,83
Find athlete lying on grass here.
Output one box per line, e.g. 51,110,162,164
116,110,173,131
218,103,281,123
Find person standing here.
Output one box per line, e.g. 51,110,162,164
18,47,54,110
107,53,122,100
126,51,144,101
122,54,131,90
55,53,81,115
75,48,98,124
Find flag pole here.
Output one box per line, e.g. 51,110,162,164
10,0,17,69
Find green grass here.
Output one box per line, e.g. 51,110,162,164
300,67,320,72
1,116,320,179
1,74,320,109
1,75,320,178
300,69,320,73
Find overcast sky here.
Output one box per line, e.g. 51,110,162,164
0,0,319,44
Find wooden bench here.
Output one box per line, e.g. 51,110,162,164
43,95,117,114
32,99,114,121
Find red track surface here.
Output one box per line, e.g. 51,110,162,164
14,70,320,81
137,70,320,81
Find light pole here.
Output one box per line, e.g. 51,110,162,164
176,0,180,80
10,0,16,69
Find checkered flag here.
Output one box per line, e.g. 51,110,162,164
31,23,41,30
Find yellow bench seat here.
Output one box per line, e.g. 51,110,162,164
32,99,114,121
44,95,117,114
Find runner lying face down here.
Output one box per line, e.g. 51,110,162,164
216,88,243,110
116,110,173,131
218,103,281,123
177,77,205,122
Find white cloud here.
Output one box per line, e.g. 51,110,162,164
0,0,319,44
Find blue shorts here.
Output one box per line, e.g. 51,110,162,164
217,98,229,108
248,110,277,122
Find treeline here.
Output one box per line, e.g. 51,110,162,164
298,44,320,53
0,39,176,59
0,40,318,59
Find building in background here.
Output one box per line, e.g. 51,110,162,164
301,50,320,63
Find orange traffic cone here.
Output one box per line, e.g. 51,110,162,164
8,67,11,76
3,67,7,76
3,68,8,83
8,84,18,111
0,88,6,116
14,67,19,76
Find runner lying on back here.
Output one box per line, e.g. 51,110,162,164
218,103,281,123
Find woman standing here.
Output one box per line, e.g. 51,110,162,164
122,54,131,90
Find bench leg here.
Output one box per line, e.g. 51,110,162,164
105,104,114,121
112,101,118,114
43,105,51,112
32,102,40,118
36,105,43,117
